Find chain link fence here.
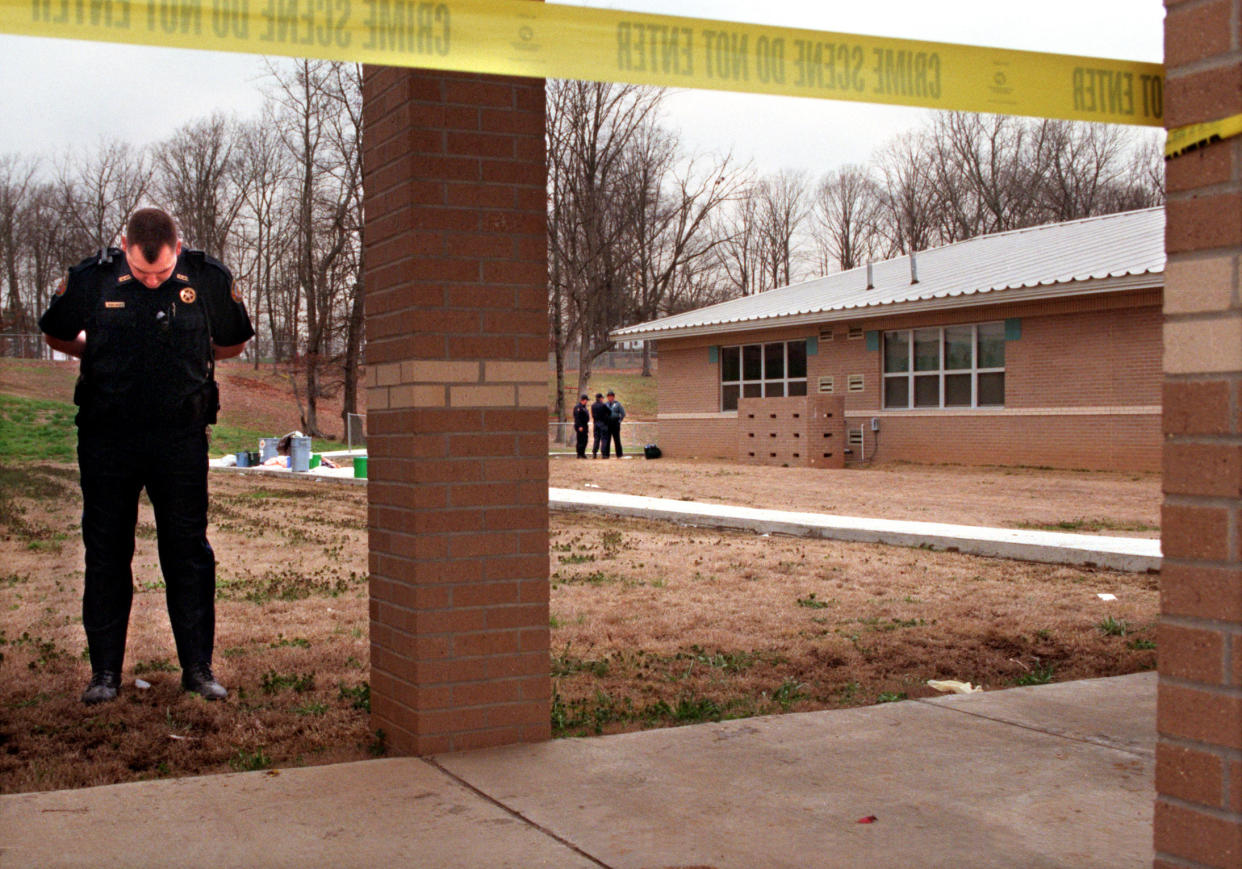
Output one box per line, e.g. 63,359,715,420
0,332,50,359
548,420,659,453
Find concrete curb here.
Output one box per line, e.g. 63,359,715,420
550,487,1162,572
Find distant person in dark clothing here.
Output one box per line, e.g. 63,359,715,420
572,394,590,459
605,390,626,458
591,393,611,458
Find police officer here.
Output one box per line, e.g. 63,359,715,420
590,393,610,458
572,394,590,459
39,208,254,705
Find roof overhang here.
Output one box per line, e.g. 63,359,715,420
610,273,1161,343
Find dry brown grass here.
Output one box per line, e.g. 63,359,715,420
1,458,1159,794
0,465,373,794
548,513,1157,736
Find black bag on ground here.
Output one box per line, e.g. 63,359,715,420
643,444,662,459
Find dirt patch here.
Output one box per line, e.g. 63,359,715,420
1,459,1159,793
550,456,1161,537
0,466,373,794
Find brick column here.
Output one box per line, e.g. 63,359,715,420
361,66,550,754
1158,1,1242,864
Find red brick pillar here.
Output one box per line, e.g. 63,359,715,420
361,66,550,754
1158,0,1242,864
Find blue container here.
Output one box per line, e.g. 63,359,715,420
289,436,312,472
236,451,250,468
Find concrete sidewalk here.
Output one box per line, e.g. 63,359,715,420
551,487,1162,573
0,672,1156,868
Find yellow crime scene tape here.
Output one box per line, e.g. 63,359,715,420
0,0,1218,155
1165,112,1242,159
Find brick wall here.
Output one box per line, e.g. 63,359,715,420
1158,0,1242,864
361,65,549,755
654,291,1162,470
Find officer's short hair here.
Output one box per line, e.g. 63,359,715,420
126,208,178,263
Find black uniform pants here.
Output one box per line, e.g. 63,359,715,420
593,423,610,458
575,426,588,458
77,425,216,674
608,422,623,457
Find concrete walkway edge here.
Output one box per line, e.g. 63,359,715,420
550,486,1162,572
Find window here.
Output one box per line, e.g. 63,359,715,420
720,340,808,410
882,323,1005,409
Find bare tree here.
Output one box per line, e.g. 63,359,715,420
926,112,1043,240
54,139,150,253
234,113,297,369
875,132,939,255
619,127,742,375
811,164,881,273
1034,120,1130,222
546,79,663,403
0,155,39,340
265,59,363,438
153,114,248,257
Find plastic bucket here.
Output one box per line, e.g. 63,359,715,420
289,436,312,472
259,437,279,462
354,456,368,479
236,451,250,468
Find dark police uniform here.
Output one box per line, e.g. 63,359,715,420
572,400,590,458
38,247,254,678
590,398,611,458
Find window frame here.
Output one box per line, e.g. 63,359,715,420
720,340,809,411
882,322,1006,410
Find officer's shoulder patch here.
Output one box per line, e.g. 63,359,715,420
230,279,243,303
54,271,68,296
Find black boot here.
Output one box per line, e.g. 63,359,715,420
182,663,228,701
81,670,121,705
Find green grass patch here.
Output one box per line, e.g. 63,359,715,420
1098,616,1130,637
0,394,77,462
1011,518,1158,534
549,369,657,420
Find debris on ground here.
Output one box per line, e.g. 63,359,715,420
927,679,982,694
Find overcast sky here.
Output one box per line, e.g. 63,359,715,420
0,0,1164,174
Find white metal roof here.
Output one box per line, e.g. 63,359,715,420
612,207,1165,341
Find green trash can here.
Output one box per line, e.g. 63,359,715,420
354,456,368,479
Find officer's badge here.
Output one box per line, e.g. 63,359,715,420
180,287,197,304
230,280,243,303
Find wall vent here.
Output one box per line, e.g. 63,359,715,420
847,374,864,392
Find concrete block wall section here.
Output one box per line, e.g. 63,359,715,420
361,64,550,755
737,396,846,468
1159,0,1242,864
